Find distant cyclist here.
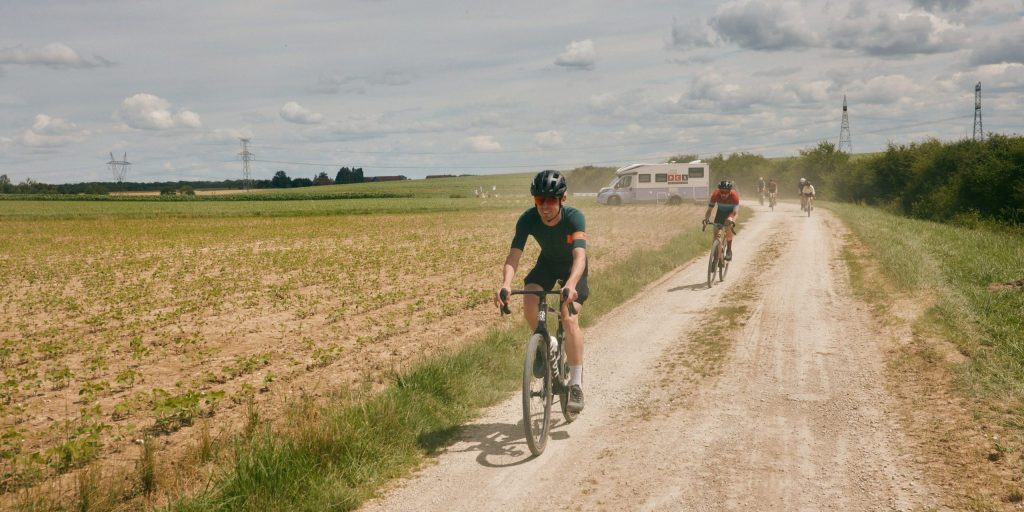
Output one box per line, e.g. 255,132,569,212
494,170,588,413
798,178,808,210
703,180,740,260
801,180,816,211
767,178,778,205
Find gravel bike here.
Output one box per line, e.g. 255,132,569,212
768,192,777,212
702,219,735,288
499,285,578,456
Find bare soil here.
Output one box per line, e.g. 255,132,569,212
361,204,944,511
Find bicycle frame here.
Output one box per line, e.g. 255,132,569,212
702,220,732,288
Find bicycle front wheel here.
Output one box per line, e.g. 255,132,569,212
707,240,718,288
720,259,729,281
522,333,552,456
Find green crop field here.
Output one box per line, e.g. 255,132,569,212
0,174,704,508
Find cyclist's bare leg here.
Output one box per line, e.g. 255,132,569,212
561,302,584,366
522,283,544,331
725,223,735,252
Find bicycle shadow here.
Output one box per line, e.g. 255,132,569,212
668,282,711,292
441,417,572,468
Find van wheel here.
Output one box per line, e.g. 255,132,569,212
668,196,682,206
608,196,621,206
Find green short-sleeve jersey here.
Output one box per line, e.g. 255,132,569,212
510,205,586,264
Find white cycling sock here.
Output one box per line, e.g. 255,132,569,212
569,366,583,388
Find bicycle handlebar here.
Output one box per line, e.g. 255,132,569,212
499,288,577,316
702,218,738,235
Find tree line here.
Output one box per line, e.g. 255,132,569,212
0,167,367,195
699,134,1022,226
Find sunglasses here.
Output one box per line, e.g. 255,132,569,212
533,196,562,206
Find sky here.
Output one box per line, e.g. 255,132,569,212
1,0,1022,184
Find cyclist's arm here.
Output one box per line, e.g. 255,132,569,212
495,248,523,308
564,247,586,303
501,248,523,290
727,192,740,222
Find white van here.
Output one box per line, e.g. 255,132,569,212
596,161,711,205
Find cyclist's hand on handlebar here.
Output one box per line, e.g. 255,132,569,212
560,286,579,316
495,287,511,315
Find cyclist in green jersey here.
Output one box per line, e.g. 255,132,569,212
495,170,589,413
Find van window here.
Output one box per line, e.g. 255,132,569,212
616,175,632,188
655,173,668,183
638,174,651,183
688,167,705,178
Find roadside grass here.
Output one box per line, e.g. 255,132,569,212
164,222,715,512
830,202,1024,509
829,203,1024,394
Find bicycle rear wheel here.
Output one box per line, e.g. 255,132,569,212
720,259,729,281
522,333,552,456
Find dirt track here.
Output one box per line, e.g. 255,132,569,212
362,203,939,511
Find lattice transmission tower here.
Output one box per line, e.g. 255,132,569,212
973,82,983,141
838,95,852,154
107,152,130,183
238,138,254,189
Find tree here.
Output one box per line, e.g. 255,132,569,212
291,177,313,188
271,170,291,188
335,167,365,184
336,167,352,184
0,174,10,194
178,185,195,196
666,154,699,163
84,183,109,195
313,171,333,186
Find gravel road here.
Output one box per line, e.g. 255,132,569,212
361,203,939,512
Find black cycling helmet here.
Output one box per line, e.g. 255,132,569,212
717,180,733,191
530,170,567,197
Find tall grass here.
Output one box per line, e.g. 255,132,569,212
167,222,716,511
829,202,1024,395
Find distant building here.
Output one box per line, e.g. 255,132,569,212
364,175,408,182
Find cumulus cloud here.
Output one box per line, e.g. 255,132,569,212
535,130,563,147
279,101,324,124
830,11,967,56
0,42,115,69
753,67,802,77
465,135,502,151
555,39,596,70
845,74,924,104
202,127,255,143
950,63,1024,92
116,93,202,130
18,114,89,147
311,70,414,94
911,0,972,11
669,17,715,49
709,1,817,50
969,31,1024,65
